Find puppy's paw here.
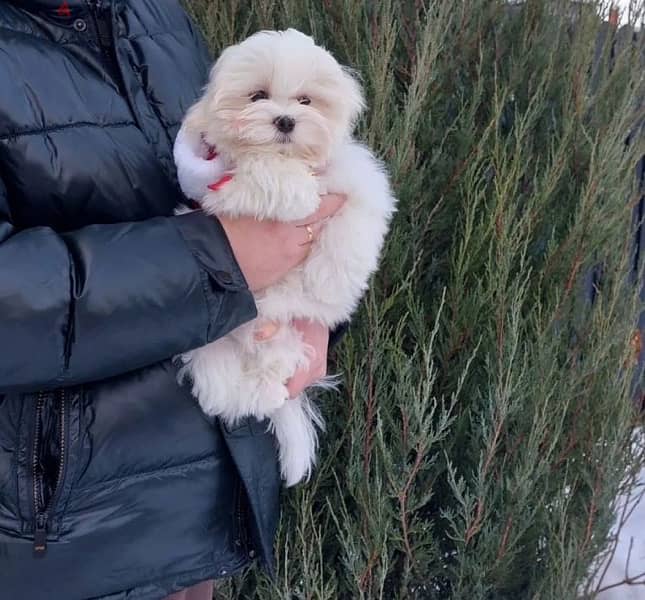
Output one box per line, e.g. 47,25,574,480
255,380,289,416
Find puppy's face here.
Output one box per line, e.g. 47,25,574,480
185,29,364,166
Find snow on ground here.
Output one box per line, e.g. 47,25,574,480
596,466,645,599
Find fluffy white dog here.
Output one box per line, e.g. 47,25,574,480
173,29,396,486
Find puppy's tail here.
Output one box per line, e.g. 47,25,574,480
269,394,324,487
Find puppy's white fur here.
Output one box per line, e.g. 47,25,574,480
174,29,396,486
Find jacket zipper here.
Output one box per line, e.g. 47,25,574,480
32,390,67,556
235,480,250,555
31,392,45,554
85,0,121,82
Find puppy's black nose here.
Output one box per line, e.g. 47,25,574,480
274,115,295,134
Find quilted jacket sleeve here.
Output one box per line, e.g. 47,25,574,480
0,176,256,393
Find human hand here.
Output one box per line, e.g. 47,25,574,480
218,194,345,292
253,318,329,398
286,319,329,399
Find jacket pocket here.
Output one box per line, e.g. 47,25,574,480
31,389,70,555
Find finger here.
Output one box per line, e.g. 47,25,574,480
315,362,327,379
296,222,316,247
292,193,346,227
286,368,307,399
316,193,346,220
291,317,312,331
286,357,326,398
297,217,332,247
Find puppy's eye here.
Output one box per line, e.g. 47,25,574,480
298,96,311,105
250,90,269,102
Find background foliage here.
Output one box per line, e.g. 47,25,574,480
183,1,645,598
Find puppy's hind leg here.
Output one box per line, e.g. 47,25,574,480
246,322,310,418
178,338,246,424
245,371,290,419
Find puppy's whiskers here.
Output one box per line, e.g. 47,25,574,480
275,133,292,144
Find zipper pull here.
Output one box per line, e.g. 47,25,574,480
33,515,48,556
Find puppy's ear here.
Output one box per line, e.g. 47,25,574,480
183,96,210,137
341,67,366,130
182,51,226,136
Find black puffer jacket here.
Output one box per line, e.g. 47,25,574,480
0,1,281,598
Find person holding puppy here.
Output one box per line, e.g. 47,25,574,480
0,1,343,598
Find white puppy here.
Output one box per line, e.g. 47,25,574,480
173,29,396,486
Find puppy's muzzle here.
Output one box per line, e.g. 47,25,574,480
274,115,295,134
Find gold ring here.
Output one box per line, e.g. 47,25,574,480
297,222,315,246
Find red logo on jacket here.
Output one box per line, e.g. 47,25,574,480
57,2,72,17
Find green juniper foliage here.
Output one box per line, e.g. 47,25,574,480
183,1,645,598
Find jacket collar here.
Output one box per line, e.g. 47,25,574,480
8,0,110,12
11,0,90,6
7,1,115,21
